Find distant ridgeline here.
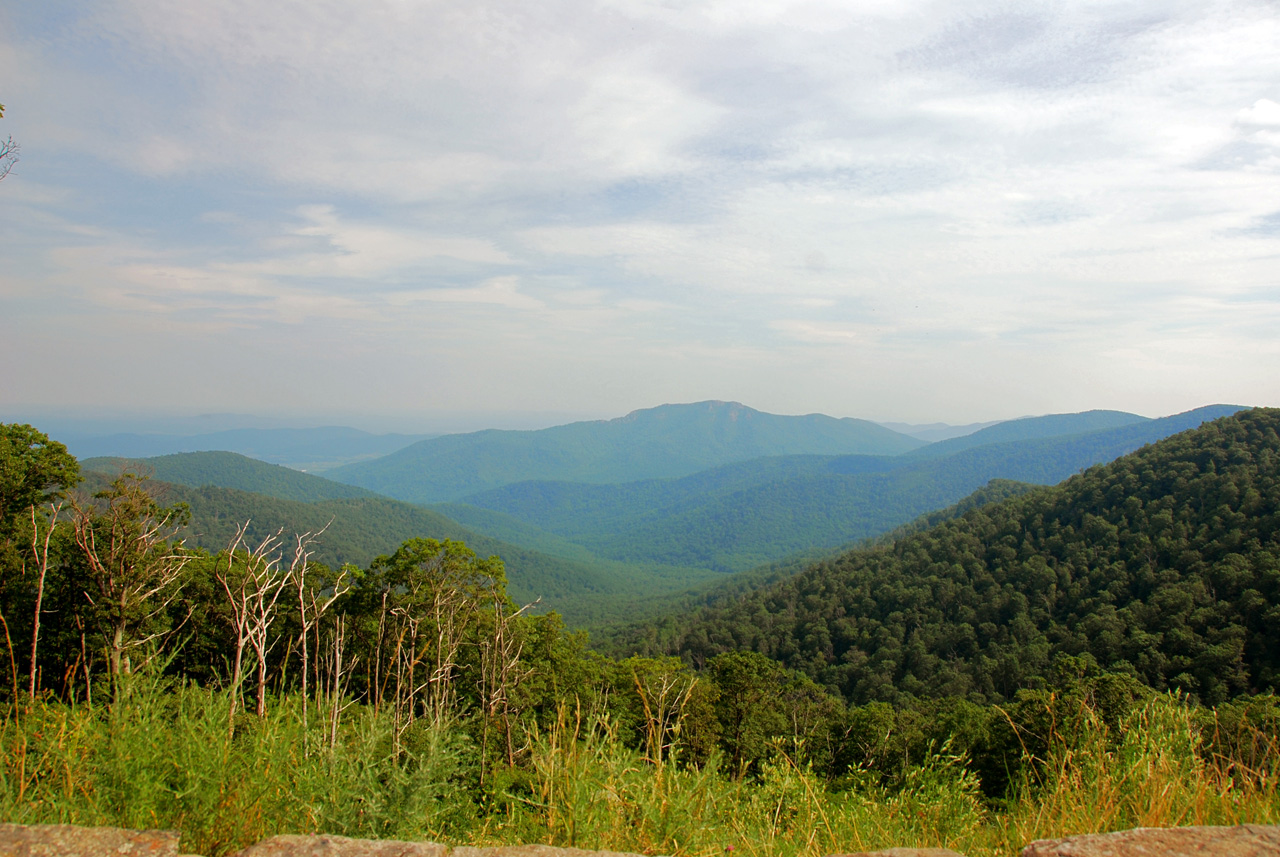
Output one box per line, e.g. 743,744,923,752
76,458,645,615
617,408,1280,705
80,402,1249,627
323,400,928,503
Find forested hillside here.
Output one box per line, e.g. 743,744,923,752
324,400,925,502
455,404,1243,574
621,408,1280,706
74,472,720,624
587,478,1044,639
83,452,379,503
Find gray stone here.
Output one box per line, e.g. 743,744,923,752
234,842,654,857
1020,824,1280,856
0,824,182,857
827,849,966,857
451,848,650,857
233,835,449,857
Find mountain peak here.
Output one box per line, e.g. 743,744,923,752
325,401,923,503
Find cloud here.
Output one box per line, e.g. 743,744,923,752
5,0,1280,423
1236,99,1280,128
389,277,544,312
771,319,864,343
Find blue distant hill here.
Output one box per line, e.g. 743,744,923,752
449,404,1247,574
67,426,430,470
324,401,926,503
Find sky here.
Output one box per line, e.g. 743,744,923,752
2,0,1279,433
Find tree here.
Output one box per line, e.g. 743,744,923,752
0,425,80,539
216,524,295,727
0,424,79,699
0,103,17,182
71,474,193,679
365,538,506,736
707,650,790,777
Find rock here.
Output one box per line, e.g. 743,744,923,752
827,849,967,857
234,842,651,857
451,848,650,857
233,835,448,857
0,824,183,857
1020,824,1280,856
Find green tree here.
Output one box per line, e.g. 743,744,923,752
0,425,80,539
707,650,789,777
0,424,80,699
363,538,507,729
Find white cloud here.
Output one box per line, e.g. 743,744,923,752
5,0,1280,422
771,319,864,343
1236,99,1280,128
389,277,544,312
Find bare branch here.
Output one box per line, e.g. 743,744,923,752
0,137,18,182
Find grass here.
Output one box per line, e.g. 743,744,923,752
1,677,1277,857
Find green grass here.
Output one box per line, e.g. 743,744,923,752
2,678,1277,857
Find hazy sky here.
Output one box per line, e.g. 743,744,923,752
3,0,1279,432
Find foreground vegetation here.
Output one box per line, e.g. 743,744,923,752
2,672,1277,857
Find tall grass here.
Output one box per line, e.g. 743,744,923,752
2,678,1277,857
0,675,475,855
992,695,1280,853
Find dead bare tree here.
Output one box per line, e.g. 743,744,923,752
0,102,15,182
25,501,62,699
290,525,349,738
367,538,506,755
631,658,698,765
0,136,17,182
478,596,539,779
322,613,358,749
387,603,426,748
215,523,294,728
71,475,192,680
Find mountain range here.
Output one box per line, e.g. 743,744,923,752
610,406,1280,706
78,400,1247,626
438,404,1241,574
322,401,926,503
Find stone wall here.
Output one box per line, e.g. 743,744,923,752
1,824,1278,857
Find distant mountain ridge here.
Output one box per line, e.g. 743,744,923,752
70,403,1251,626
324,401,926,503
454,404,1245,574
876,420,1001,442
901,409,1149,459
67,426,430,470
82,452,380,503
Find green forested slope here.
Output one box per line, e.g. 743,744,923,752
459,405,1245,573
588,478,1042,641
76,474,720,624
323,401,924,502
83,451,379,503
627,408,1280,706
